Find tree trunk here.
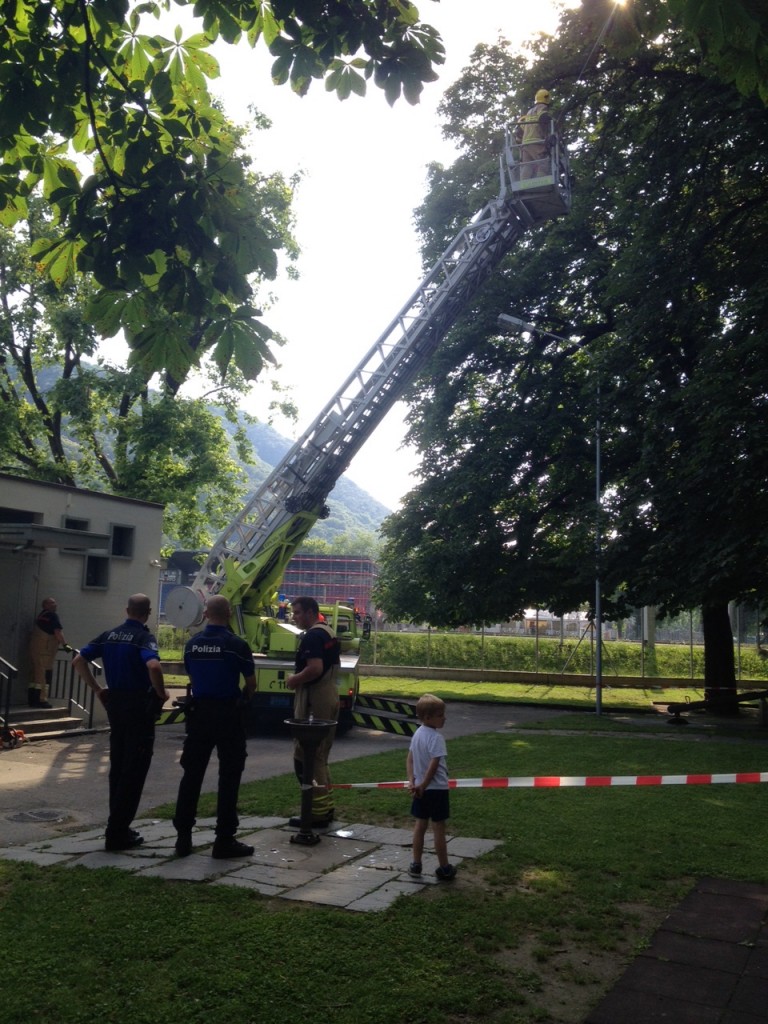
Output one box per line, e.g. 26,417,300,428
703,602,738,713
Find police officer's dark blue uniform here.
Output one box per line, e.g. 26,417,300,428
73,594,166,851
173,595,257,859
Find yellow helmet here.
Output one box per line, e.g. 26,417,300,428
535,88,551,104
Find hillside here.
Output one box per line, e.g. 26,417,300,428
222,416,392,541
22,366,392,542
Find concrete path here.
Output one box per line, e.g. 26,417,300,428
0,701,557,912
0,814,500,913
0,700,560,846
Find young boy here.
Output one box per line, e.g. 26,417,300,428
406,693,457,881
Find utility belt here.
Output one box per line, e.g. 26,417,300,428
188,695,241,706
104,689,164,720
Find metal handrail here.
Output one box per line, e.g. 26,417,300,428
51,649,98,729
1,655,19,740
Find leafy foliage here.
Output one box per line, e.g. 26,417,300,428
0,1,444,383
375,1,768,693
666,0,768,103
0,205,252,547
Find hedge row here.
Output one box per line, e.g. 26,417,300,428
156,624,768,680
360,631,768,680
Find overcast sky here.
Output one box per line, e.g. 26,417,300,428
154,1,573,509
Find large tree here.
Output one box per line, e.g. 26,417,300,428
0,0,444,387
663,0,768,103
0,202,256,547
376,0,768,706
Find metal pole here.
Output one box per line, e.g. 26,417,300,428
595,383,602,716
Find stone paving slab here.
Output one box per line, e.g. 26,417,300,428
0,816,501,913
219,860,320,889
138,854,240,882
346,879,423,913
212,873,288,897
68,850,161,872
0,847,74,866
282,861,392,907
446,835,500,857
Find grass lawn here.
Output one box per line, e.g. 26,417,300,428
359,675,705,712
2,719,767,1024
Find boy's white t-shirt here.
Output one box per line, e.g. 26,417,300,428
409,724,449,790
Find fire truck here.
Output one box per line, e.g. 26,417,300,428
165,122,571,730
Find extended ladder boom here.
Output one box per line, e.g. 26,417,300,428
167,128,570,632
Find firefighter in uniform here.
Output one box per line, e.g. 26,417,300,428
516,87,552,179
29,597,67,707
73,594,167,851
173,595,257,859
286,595,341,827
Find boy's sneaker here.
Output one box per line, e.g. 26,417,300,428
211,838,254,860
435,864,457,881
408,861,422,876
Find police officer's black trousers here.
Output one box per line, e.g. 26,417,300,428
173,699,247,839
105,691,157,839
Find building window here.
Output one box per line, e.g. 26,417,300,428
60,515,91,554
110,524,135,559
0,507,39,524
83,555,110,590
63,515,89,531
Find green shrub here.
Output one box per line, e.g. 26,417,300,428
362,630,768,680
156,624,188,656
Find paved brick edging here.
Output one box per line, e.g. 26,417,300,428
0,816,500,913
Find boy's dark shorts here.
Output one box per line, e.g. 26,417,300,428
411,788,450,822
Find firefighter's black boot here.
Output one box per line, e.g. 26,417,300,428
28,688,39,707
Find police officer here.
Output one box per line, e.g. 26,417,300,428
173,595,257,859
286,595,341,827
73,594,167,851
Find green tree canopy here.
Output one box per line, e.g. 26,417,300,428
375,1,768,698
0,202,254,548
0,1,444,387
665,0,768,103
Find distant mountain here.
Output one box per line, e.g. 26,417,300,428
22,365,392,541
221,416,392,541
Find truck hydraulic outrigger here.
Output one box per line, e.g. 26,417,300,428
165,123,571,730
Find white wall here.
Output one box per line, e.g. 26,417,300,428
0,475,164,703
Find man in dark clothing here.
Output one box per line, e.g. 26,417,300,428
286,596,341,827
73,594,167,851
173,595,257,859
29,597,67,707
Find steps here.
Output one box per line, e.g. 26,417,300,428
2,703,88,741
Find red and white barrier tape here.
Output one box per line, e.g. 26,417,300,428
334,772,768,790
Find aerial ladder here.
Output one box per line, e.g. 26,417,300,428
166,123,571,728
